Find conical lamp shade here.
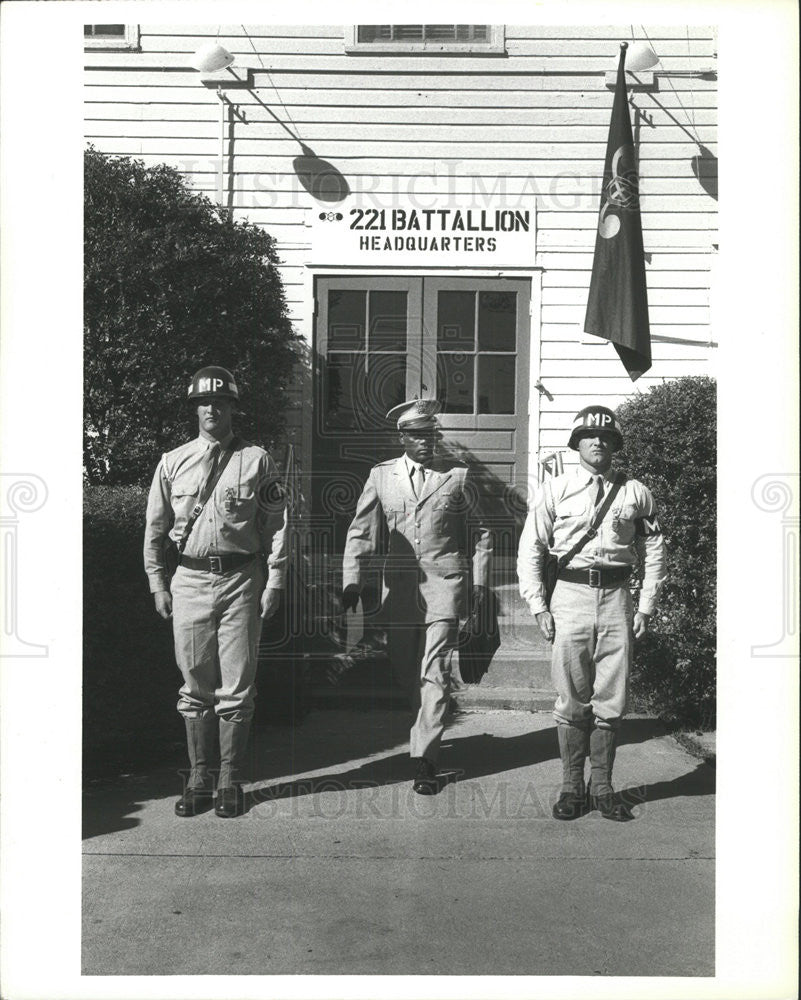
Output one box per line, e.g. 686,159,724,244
625,41,660,72
191,43,234,73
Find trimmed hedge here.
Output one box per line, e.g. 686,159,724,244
83,485,307,778
83,486,180,775
615,376,716,728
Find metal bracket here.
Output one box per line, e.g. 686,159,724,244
604,70,655,89
200,67,254,89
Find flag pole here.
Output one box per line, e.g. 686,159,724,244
583,36,652,380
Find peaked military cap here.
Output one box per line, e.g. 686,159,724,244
387,397,442,431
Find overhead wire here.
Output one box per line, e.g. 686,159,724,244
639,24,703,147
239,24,306,147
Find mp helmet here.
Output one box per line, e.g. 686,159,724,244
567,405,624,451
187,366,240,403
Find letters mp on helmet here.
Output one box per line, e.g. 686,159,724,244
567,405,624,451
187,366,240,402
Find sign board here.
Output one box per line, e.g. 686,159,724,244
309,197,536,268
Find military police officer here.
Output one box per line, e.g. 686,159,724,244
517,405,666,821
341,399,492,794
144,366,286,818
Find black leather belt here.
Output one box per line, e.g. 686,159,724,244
558,565,632,588
178,553,257,574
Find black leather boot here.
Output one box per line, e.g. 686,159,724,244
215,719,250,817
175,786,214,817
588,727,634,821
215,785,245,819
412,757,438,795
175,713,216,817
552,723,590,820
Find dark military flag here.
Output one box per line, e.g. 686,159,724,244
584,43,652,381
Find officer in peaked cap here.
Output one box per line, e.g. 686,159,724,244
144,365,287,818
517,403,667,821
341,397,493,794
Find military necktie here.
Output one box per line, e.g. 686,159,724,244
410,464,425,499
201,443,221,497
593,475,605,507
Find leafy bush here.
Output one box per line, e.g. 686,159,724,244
84,146,301,485
615,376,716,728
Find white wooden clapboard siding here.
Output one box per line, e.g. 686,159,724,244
84,24,718,463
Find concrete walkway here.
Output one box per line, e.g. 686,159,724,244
82,709,715,977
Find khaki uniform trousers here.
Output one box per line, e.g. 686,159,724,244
388,617,458,762
549,579,633,730
170,561,264,723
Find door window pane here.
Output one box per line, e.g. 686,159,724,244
437,291,475,351
324,354,363,428
366,353,407,423
478,356,516,414
325,287,410,430
478,291,516,351
437,354,474,414
328,290,365,350
369,291,407,351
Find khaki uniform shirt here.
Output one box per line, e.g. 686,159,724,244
143,432,287,595
517,465,667,617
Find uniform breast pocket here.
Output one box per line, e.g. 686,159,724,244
171,481,200,521
555,497,587,523
384,501,406,530
611,503,638,542
432,490,464,530
227,485,257,524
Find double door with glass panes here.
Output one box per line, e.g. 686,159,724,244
313,275,530,549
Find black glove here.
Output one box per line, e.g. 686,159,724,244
341,584,361,613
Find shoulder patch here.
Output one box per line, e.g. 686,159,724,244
635,514,662,537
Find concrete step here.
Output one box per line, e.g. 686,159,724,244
463,651,551,690
311,686,409,710
307,571,557,711
451,685,555,711
311,682,555,714
308,643,555,712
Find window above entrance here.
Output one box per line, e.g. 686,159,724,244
344,25,506,54
84,25,140,50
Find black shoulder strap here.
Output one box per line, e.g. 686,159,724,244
556,472,625,572
176,438,238,555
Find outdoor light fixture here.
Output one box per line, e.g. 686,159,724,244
189,36,349,206
624,41,660,72
604,40,660,88
190,42,252,87
189,43,249,209
191,42,235,73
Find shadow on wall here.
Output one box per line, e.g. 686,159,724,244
293,143,351,203
691,143,718,201
633,92,718,204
